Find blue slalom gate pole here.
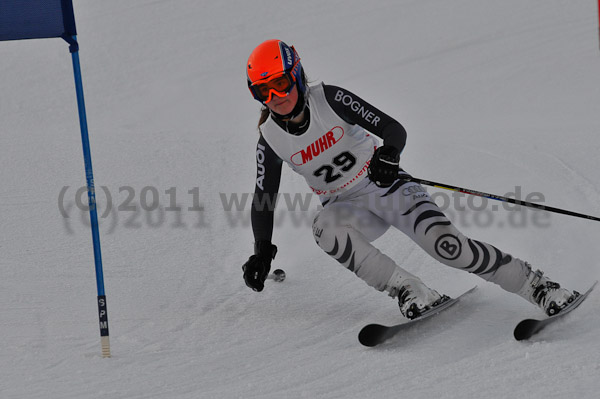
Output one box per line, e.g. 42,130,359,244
68,35,111,358
0,0,109,358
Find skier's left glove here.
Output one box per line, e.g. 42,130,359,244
367,145,400,188
242,240,278,292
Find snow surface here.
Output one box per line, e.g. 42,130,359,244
1,0,599,398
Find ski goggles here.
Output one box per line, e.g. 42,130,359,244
249,72,296,104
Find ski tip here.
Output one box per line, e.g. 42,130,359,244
513,319,538,341
358,335,378,347
358,324,387,347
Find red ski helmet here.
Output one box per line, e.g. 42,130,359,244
247,39,306,104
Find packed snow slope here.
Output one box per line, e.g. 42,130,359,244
1,1,599,398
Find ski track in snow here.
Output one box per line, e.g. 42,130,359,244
1,0,599,398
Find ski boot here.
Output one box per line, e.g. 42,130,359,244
397,278,449,319
517,269,579,316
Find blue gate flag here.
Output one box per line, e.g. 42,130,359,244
0,0,76,42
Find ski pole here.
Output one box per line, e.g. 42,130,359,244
402,176,600,223
267,269,286,282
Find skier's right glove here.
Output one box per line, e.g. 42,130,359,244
242,240,278,292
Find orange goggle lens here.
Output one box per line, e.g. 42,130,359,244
250,74,295,103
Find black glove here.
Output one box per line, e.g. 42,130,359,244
242,241,277,292
367,145,400,188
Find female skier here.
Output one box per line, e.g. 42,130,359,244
241,39,577,319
